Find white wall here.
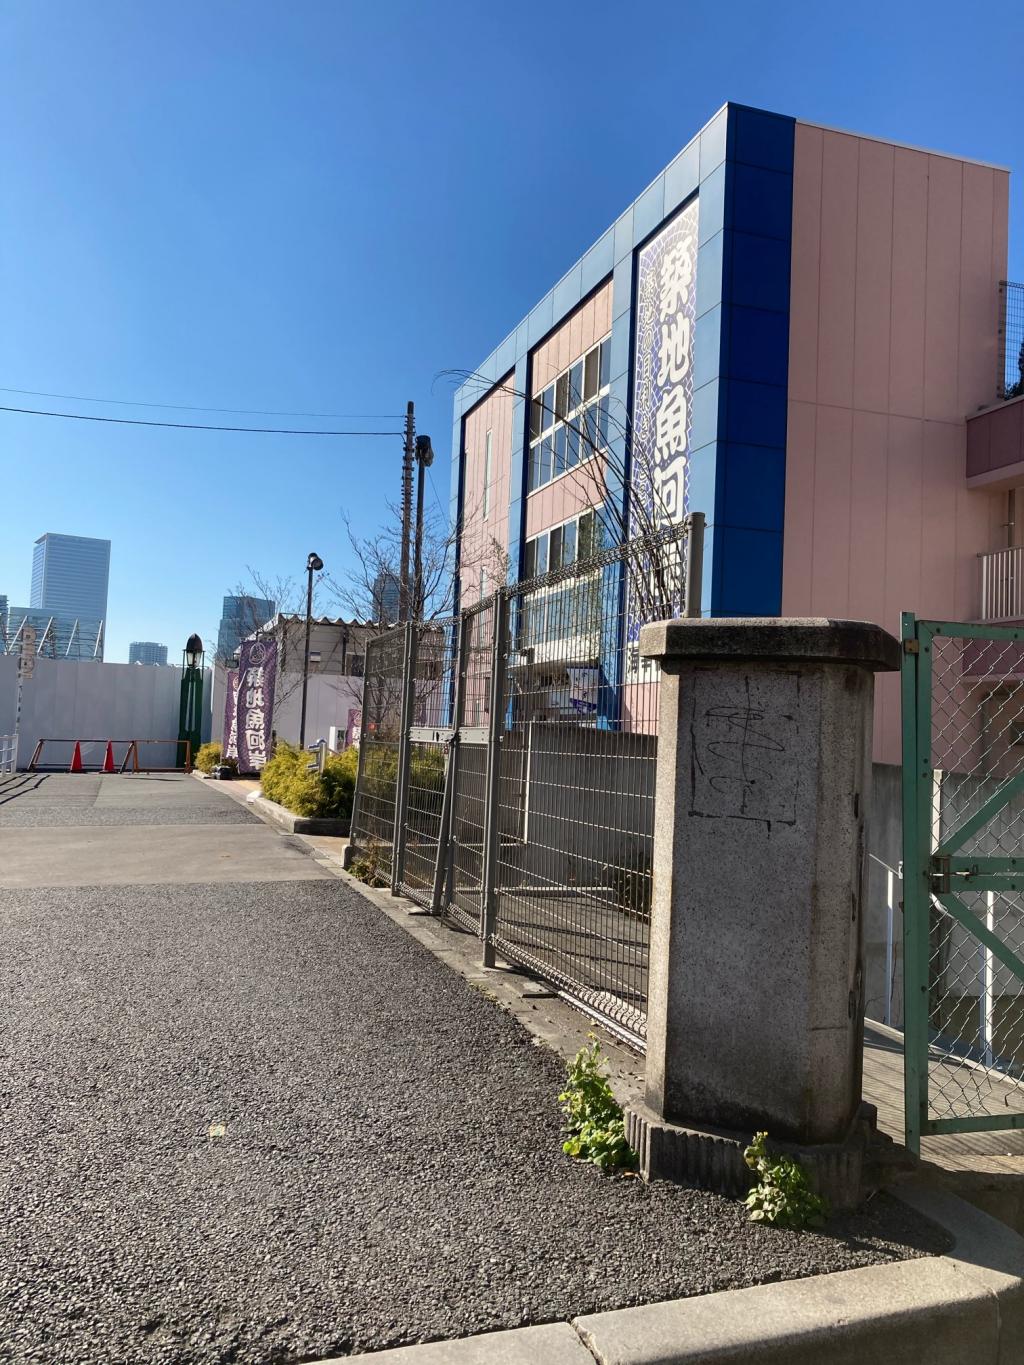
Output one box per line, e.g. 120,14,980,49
0,656,212,770
209,662,362,754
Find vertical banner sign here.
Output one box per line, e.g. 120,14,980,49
628,196,699,670
235,639,277,772
223,670,240,760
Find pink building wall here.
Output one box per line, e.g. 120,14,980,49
525,282,613,542
459,375,514,611
782,123,1010,762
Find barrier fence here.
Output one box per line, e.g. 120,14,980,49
351,513,703,1046
27,738,193,773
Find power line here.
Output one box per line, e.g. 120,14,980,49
0,405,403,437
0,384,403,421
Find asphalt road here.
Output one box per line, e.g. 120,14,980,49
0,775,948,1364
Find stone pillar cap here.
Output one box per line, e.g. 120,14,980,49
639,617,900,672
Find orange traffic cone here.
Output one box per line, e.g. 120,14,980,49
69,741,84,773
102,741,115,773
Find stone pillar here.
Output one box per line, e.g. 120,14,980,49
627,618,899,1205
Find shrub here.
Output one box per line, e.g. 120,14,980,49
559,1040,638,1172
260,741,356,821
349,837,387,888
195,742,236,775
743,1131,828,1230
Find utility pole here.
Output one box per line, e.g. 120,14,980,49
399,400,415,622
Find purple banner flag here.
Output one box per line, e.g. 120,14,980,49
235,639,277,773
223,670,240,760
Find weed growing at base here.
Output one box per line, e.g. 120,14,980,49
743,1131,828,1230
559,1040,638,1172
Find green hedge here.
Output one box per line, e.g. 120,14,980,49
260,741,357,820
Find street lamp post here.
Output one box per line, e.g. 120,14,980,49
178,633,204,771
413,434,434,619
299,552,324,748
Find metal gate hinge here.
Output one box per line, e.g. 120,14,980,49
931,854,951,895
903,639,920,655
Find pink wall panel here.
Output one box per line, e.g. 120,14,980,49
524,464,605,540
783,125,1008,761
888,148,929,419
788,125,823,406
846,411,889,622
809,404,853,614
923,156,964,423
460,375,514,609
852,140,894,414
816,133,859,410
781,401,816,615
959,165,997,413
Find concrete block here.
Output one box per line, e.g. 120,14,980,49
335,1322,595,1363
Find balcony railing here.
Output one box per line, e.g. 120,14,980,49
981,546,1024,622
1000,280,1024,400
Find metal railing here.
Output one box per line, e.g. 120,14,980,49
1000,280,1024,400
980,546,1024,623
351,513,704,1045
0,734,16,774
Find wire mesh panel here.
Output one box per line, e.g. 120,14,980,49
445,597,495,933
350,625,406,884
398,618,458,907
903,616,1024,1147
486,528,688,1045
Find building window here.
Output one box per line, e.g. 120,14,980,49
482,430,493,520
528,337,612,494
523,509,597,582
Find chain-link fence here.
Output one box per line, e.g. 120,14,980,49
350,515,703,1047
904,617,1024,1144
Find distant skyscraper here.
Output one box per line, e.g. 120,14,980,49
129,641,168,666
216,594,275,662
31,533,110,620
28,533,110,660
371,571,401,625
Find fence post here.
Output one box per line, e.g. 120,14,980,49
481,593,510,966
430,613,470,914
391,621,417,895
626,616,900,1210
683,511,705,619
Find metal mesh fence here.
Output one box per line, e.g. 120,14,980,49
924,627,1024,1124
350,625,406,884
399,618,457,907
446,598,494,933
350,518,700,1047
486,530,687,1043
1001,280,1024,400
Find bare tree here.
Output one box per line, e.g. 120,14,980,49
439,368,689,625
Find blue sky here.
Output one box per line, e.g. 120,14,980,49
1,0,1021,661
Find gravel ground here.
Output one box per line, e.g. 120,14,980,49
0,873,949,1365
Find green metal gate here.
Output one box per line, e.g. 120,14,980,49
902,612,1024,1152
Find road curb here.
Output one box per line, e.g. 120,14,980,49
337,1186,1023,1363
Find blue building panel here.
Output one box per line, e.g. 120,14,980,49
452,102,797,622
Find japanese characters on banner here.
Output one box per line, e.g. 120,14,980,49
235,639,277,772
346,707,362,748
223,670,240,761
628,196,699,670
